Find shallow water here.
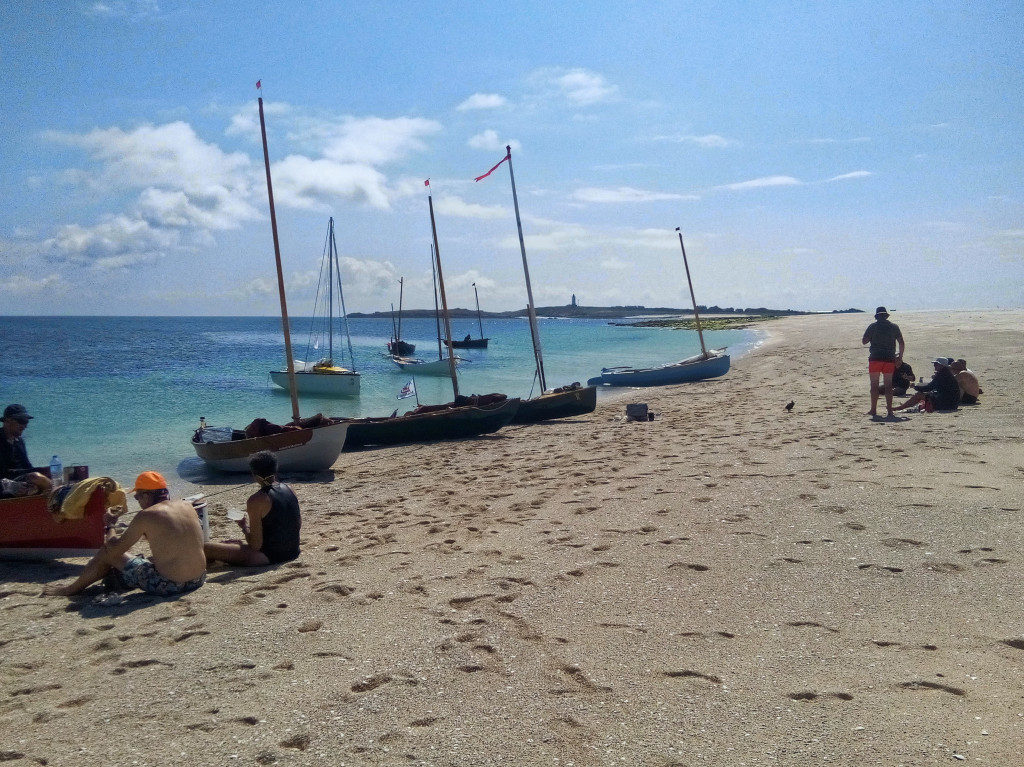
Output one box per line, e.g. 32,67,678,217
0,315,757,493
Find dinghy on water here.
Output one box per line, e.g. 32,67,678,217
269,216,359,397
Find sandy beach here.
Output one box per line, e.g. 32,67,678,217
2,309,1022,766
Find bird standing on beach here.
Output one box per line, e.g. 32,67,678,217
785,401,794,412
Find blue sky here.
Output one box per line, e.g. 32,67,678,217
2,1,1021,316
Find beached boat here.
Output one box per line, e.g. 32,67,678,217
192,95,348,472
0,485,107,559
343,182,517,449
387,277,416,356
587,228,730,388
191,422,348,472
475,146,597,424
445,283,489,348
269,217,359,397
342,395,519,449
587,348,731,387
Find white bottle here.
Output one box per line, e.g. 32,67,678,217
50,455,63,486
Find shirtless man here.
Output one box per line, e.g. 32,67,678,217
950,359,983,404
44,471,206,597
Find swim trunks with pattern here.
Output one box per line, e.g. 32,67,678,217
120,557,205,596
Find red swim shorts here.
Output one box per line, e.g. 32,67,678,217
869,360,896,375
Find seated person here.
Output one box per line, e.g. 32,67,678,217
44,471,206,597
883,360,916,396
1,404,36,481
204,451,301,566
0,472,51,499
894,358,962,412
950,359,983,404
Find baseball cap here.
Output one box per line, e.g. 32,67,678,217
129,471,168,492
3,404,33,421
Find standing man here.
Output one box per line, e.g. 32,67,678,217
204,451,301,567
44,471,206,597
1,404,36,480
861,307,905,418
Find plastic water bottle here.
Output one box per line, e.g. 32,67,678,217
50,455,63,486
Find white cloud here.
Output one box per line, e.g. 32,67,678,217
653,134,737,148
531,67,619,106
457,93,507,111
0,273,62,293
41,215,179,269
826,171,873,182
306,116,442,165
84,0,159,19
433,195,508,219
270,156,391,210
571,186,695,203
468,129,521,154
720,176,802,191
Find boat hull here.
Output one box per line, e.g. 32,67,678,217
269,369,360,397
512,385,597,424
390,357,458,376
0,488,105,558
587,352,731,387
446,337,488,349
342,398,520,449
192,422,349,472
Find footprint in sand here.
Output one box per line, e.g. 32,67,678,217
898,680,966,696
786,691,854,702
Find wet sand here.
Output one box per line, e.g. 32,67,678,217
2,309,1022,766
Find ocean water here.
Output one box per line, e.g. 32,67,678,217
0,315,758,494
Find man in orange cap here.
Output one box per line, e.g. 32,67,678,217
44,470,206,597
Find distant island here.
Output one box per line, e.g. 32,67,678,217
347,304,865,330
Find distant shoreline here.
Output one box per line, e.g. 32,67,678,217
347,305,866,321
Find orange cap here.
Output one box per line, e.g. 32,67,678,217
129,471,168,492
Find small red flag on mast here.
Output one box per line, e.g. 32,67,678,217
256,80,261,89
424,178,430,187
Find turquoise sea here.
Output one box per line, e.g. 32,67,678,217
0,315,758,495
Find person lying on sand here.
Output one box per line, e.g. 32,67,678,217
44,471,206,597
204,451,301,567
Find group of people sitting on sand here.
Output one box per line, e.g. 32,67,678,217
862,307,983,418
43,450,302,599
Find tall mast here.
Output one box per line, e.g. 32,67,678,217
506,146,546,391
397,277,405,342
431,244,442,362
258,96,300,422
427,187,459,397
473,282,484,339
331,218,356,371
327,217,334,360
676,228,708,357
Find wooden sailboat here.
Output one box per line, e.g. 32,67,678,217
587,228,730,387
269,216,359,396
446,283,489,348
475,146,596,423
387,277,416,356
392,244,461,376
191,95,347,472
340,182,519,449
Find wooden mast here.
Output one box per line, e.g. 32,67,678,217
427,185,459,398
258,96,301,423
675,227,708,357
505,146,547,392
473,282,484,339
329,217,356,372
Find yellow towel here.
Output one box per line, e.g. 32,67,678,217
52,476,128,522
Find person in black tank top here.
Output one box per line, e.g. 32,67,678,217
204,451,302,567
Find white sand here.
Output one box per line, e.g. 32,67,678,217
2,309,1022,766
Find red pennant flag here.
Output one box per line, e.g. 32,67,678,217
474,153,509,182
424,179,430,187
256,80,261,89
